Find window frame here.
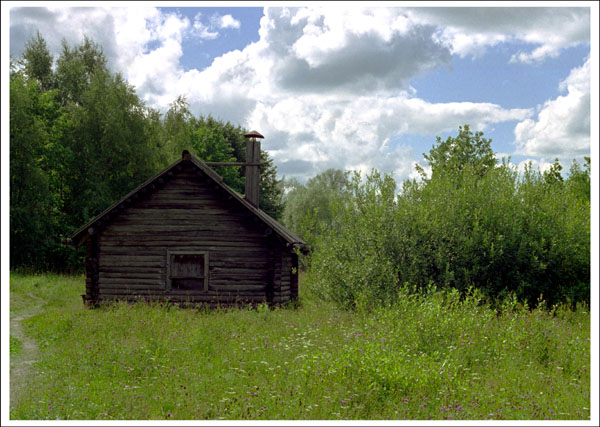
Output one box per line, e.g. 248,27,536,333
166,250,209,292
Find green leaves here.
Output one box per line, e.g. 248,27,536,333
421,124,497,182
10,34,287,270
282,169,351,247
305,126,589,309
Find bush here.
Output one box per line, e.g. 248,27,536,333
306,156,590,309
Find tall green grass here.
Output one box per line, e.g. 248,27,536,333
10,274,590,420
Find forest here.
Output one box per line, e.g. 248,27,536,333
10,34,590,307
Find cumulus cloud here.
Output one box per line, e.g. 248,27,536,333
8,6,588,182
260,7,452,94
214,14,241,29
514,57,590,159
408,7,590,62
246,92,531,179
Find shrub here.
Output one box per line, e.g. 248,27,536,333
305,131,590,309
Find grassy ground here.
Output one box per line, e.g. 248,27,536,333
9,273,590,420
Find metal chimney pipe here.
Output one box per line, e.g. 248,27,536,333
243,131,263,208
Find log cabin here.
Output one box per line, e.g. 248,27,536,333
68,132,307,307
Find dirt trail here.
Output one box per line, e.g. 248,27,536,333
10,293,46,411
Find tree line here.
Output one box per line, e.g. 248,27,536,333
284,126,590,308
10,33,284,271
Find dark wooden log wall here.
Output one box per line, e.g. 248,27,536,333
92,165,292,305
272,251,293,304
84,234,99,304
291,252,299,300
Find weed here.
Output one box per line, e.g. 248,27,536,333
9,273,590,420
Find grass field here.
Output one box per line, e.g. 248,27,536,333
9,273,590,420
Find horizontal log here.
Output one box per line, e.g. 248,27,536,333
99,251,270,261
105,219,258,232
98,288,166,295
97,259,271,270
124,207,243,216
100,233,267,244
102,223,259,233
99,277,164,286
100,245,270,257
209,260,271,269
101,272,163,280
100,241,268,250
210,267,270,275
98,249,165,257
209,281,268,289
97,288,265,297
98,294,268,303
99,263,164,270
132,204,243,212
136,195,237,204
107,213,256,223
210,284,266,292
99,266,164,274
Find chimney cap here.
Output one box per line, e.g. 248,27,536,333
182,150,191,160
244,130,264,139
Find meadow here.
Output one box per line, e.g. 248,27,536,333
9,273,590,420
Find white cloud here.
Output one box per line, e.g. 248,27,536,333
260,7,452,94
193,13,218,40
514,57,590,159
246,92,531,180
215,14,240,30
408,7,590,63
8,6,588,183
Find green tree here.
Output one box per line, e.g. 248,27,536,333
190,124,244,190
417,124,497,181
282,169,350,245
163,96,194,159
55,35,107,105
565,157,591,201
543,158,564,186
22,31,54,91
63,65,166,224
9,70,62,268
11,33,168,270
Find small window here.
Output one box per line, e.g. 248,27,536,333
167,251,209,291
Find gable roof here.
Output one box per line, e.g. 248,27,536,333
68,152,308,253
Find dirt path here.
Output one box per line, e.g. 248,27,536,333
10,293,46,411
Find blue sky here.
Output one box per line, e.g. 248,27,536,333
6,4,595,183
